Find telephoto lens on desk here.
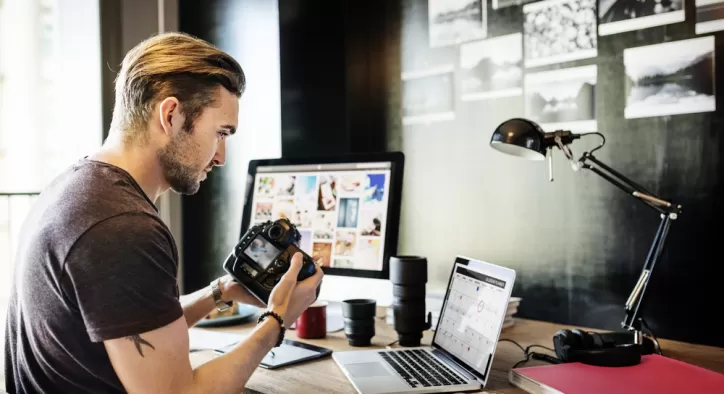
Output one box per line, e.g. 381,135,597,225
390,256,432,347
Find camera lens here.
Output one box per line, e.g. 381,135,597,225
342,299,376,346
390,256,432,347
267,224,284,240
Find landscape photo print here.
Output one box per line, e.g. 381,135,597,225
695,0,724,34
524,65,597,132
460,33,523,101
402,67,456,125
428,0,487,47
494,0,537,9
624,36,715,119
599,0,685,35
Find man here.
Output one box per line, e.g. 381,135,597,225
4,32,323,393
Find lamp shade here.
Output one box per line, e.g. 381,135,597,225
490,118,547,160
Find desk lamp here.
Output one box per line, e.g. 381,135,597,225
489,118,681,350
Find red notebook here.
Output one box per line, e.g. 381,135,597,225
509,354,724,394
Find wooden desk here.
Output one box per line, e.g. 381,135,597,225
190,316,724,394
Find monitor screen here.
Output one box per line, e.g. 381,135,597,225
245,161,394,272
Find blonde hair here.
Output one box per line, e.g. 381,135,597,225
110,32,245,141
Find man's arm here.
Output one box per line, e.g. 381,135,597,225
105,315,280,394
180,276,265,328
106,253,323,394
179,283,221,328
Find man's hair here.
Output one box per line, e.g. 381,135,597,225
110,32,245,142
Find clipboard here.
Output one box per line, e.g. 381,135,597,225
215,339,332,369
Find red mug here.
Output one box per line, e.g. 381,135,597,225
295,301,327,339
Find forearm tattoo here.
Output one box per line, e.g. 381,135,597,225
125,334,156,357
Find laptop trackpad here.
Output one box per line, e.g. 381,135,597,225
345,362,393,378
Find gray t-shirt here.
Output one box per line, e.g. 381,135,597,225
4,159,184,393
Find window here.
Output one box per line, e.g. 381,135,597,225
0,0,101,381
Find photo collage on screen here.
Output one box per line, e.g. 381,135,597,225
250,170,391,271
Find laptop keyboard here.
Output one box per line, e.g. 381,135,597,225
379,349,468,388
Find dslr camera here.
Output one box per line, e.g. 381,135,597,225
223,218,319,304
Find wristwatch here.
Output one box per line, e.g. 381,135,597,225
210,279,233,312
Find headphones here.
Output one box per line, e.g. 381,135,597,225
553,328,654,367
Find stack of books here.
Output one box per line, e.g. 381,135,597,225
504,296,522,329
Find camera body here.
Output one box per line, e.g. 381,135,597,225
223,218,319,304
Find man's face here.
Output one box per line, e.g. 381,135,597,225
158,87,239,194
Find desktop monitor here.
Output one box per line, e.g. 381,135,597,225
240,152,405,319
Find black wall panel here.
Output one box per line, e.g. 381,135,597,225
179,0,724,347
398,0,724,347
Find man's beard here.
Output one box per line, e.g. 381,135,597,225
158,132,203,195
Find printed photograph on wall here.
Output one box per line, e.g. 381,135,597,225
256,176,276,198
460,33,523,101
332,258,354,268
624,36,715,119
523,0,597,68
401,0,458,76
272,199,296,222
312,243,332,267
334,230,357,257
317,175,338,211
295,175,317,203
254,202,272,222
276,175,296,197
402,67,455,125
493,0,537,10
599,0,685,35
337,198,360,228
428,0,487,47
524,65,597,132
313,212,335,240
696,0,724,34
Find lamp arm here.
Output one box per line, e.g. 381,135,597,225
622,213,674,334
577,152,677,215
575,151,682,340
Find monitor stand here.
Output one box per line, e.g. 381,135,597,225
317,275,393,332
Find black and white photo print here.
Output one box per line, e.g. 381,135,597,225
460,33,523,101
523,0,597,68
402,66,456,125
624,36,715,119
599,0,685,35
696,0,724,34
525,65,597,132
493,0,537,10
428,0,487,48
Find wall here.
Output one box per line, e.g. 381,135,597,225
177,0,724,347
278,0,400,156
397,0,724,347
0,0,102,192
179,0,282,292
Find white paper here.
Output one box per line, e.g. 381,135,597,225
188,328,244,351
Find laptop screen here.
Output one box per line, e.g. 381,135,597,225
432,259,514,381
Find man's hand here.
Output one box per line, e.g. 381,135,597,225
267,253,324,323
218,274,265,308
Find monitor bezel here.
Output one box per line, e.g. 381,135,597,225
240,151,405,280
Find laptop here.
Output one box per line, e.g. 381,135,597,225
333,256,516,394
